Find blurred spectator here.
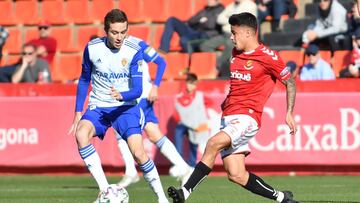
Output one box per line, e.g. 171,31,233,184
158,0,224,53
199,0,257,78
0,63,19,83
300,44,335,80
285,60,298,78
257,0,297,32
173,73,210,167
11,43,51,83
302,0,350,53
347,2,360,38
0,25,9,64
340,28,360,78
27,20,57,64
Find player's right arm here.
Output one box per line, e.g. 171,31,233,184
68,46,92,135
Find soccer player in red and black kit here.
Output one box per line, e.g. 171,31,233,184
168,12,298,203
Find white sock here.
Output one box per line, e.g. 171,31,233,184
182,186,190,200
117,139,138,177
276,191,284,202
140,159,167,200
156,136,189,171
79,144,109,191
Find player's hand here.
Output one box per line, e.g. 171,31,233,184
148,85,158,102
285,112,297,135
111,87,122,101
195,123,209,132
68,112,82,135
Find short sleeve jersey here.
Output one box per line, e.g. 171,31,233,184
222,44,291,126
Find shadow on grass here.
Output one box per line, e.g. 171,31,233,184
62,186,97,189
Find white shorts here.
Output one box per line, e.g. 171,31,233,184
220,114,259,158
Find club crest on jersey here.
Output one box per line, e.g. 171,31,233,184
244,60,254,70
121,58,128,67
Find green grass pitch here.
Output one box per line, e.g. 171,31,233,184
0,175,360,203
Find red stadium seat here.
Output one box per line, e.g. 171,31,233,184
153,25,181,52
24,27,38,43
149,53,189,80
0,0,17,26
189,52,217,79
119,0,145,23
40,0,67,25
54,54,82,82
332,50,352,77
278,50,305,68
14,0,39,25
194,0,207,14
51,27,78,53
91,0,115,23
0,54,21,67
221,0,234,6
65,0,92,25
168,0,193,21
3,28,22,54
143,0,167,22
128,25,151,43
76,26,102,49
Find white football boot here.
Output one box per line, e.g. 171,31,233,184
117,174,140,188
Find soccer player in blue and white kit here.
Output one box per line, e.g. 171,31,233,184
116,42,192,188
68,9,169,203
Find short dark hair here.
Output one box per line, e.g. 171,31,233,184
23,43,36,50
186,73,198,83
104,9,128,32
228,12,257,33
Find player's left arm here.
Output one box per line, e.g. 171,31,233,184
141,43,166,102
266,50,297,135
113,51,143,101
282,77,297,135
148,54,166,102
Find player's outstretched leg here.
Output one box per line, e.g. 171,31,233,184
154,135,193,184
146,123,193,185
281,191,299,203
128,134,169,203
117,138,140,187
167,186,185,203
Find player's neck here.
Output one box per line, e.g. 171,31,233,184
244,41,260,52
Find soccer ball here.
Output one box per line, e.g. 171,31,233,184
98,184,129,203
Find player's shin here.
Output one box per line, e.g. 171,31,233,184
156,136,189,170
243,172,282,201
117,139,138,177
79,144,109,191
140,159,168,201
182,161,212,199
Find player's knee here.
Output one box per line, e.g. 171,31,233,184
206,137,223,152
147,132,162,143
75,126,92,147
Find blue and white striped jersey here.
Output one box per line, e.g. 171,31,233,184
75,36,144,112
